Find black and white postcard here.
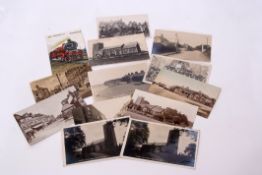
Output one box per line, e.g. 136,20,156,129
152,30,212,62
14,87,104,145
88,62,149,101
121,119,200,168
149,69,221,118
97,14,150,38
88,34,150,66
117,89,198,128
62,117,130,165
144,55,211,84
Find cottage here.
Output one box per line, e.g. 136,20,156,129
94,42,142,58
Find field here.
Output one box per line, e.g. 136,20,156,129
50,59,91,74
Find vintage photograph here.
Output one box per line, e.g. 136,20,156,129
152,30,212,62
149,69,221,118
117,89,198,128
144,55,211,84
88,63,149,101
63,117,130,165
122,119,199,168
30,64,92,102
47,30,91,74
97,14,150,38
14,87,104,145
88,34,150,66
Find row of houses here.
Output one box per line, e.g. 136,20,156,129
126,96,190,126
93,42,142,59
154,82,215,107
169,86,215,107
14,113,56,142
64,64,90,89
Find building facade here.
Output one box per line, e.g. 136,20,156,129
170,86,215,107
32,85,51,101
14,113,55,142
127,96,190,126
65,64,89,89
93,42,142,59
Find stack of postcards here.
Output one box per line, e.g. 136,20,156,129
14,14,221,168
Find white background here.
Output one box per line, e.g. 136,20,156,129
0,0,262,174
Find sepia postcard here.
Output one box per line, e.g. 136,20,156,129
117,89,198,128
121,119,200,168
97,14,150,38
149,69,221,118
88,34,150,66
14,86,103,145
62,117,130,165
88,62,150,101
47,30,91,74
93,95,131,119
144,55,211,84
152,30,212,62
30,64,92,102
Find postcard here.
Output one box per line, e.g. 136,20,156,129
88,34,150,66
121,119,200,168
97,14,150,38
62,117,130,165
117,89,198,128
47,30,91,74
144,55,211,84
14,87,103,145
149,69,221,118
88,62,149,101
30,64,92,102
152,30,212,62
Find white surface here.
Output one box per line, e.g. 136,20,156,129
0,0,262,174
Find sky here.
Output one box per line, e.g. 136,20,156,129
145,122,198,154
15,86,76,117
93,95,131,118
155,69,221,99
46,30,86,52
155,29,212,47
81,118,128,145
31,74,61,91
132,90,198,122
89,62,148,85
88,33,148,57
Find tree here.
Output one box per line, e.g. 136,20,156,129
64,127,86,154
184,143,196,158
124,121,149,156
